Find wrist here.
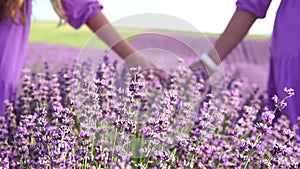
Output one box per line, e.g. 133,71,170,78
199,53,219,73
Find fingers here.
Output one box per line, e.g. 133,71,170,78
189,60,205,71
152,68,169,82
138,67,169,83
124,53,169,82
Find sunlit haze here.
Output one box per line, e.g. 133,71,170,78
32,0,280,35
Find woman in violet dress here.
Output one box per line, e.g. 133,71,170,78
0,0,154,116
191,0,300,134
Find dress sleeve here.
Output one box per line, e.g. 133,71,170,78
236,0,272,18
61,0,103,29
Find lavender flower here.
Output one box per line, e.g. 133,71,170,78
0,56,299,168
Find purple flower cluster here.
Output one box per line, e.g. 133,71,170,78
0,55,300,168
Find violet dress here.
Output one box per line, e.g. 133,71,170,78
0,0,102,116
237,0,300,133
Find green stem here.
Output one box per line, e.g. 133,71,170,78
243,133,261,169
140,135,144,161
113,128,118,149
216,154,224,169
144,139,154,165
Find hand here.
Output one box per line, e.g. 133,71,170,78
124,52,168,81
189,57,218,76
189,59,211,81
189,59,205,72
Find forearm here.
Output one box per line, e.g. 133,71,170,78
86,10,135,59
209,9,257,65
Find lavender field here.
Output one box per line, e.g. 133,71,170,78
25,43,105,72
129,34,270,88
25,34,270,88
2,34,299,168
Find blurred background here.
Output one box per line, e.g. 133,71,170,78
27,0,281,89
32,0,280,35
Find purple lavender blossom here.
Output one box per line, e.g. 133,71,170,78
0,55,299,169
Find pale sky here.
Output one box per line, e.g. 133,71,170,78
32,0,281,35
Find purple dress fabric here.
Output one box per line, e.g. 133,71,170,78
0,0,102,116
237,0,300,133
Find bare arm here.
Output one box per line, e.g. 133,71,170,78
86,10,160,72
190,9,257,71
86,10,136,60
209,9,257,65
85,10,168,80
